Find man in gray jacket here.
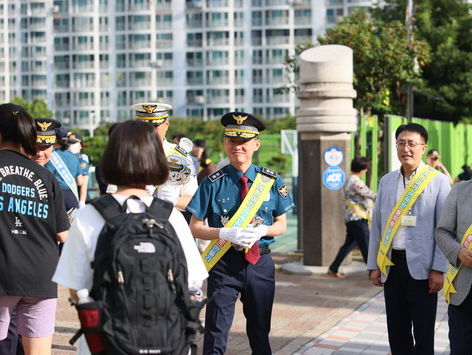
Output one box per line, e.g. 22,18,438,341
436,181,472,355
367,123,450,355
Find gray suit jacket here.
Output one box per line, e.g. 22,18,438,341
367,168,450,283
436,180,472,305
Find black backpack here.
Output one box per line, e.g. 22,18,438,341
72,194,202,355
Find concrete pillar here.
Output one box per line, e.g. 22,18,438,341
297,45,357,266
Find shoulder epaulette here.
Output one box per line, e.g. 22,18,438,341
208,169,226,182
261,167,277,179
174,145,188,157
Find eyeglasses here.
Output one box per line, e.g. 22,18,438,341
395,141,425,149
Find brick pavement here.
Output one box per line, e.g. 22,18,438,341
293,291,450,355
52,252,379,355
51,253,452,355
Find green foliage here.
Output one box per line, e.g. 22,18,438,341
318,11,430,116
282,11,430,117
266,115,296,133
373,0,472,123
10,97,53,118
82,135,109,166
265,155,289,175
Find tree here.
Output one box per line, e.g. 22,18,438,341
10,97,53,118
282,11,430,116
373,0,472,123
320,11,430,116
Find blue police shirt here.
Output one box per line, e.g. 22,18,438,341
77,153,90,176
186,163,295,247
45,149,81,190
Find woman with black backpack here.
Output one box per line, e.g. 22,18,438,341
53,120,207,355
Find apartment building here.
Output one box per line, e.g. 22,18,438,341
0,0,376,130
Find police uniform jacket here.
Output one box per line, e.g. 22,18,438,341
186,163,294,247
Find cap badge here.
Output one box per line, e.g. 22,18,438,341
37,121,52,132
233,114,248,125
143,105,157,114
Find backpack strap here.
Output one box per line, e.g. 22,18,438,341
89,194,124,221
147,198,174,222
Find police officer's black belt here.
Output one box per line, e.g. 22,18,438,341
231,244,270,255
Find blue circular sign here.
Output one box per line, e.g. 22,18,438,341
322,166,346,190
324,147,343,167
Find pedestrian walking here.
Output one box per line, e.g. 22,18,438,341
367,123,450,355
186,112,295,355
0,104,69,355
436,181,472,355
52,120,207,355
328,156,375,278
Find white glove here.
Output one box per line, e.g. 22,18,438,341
251,224,268,239
219,227,260,248
156,182,180,205
79,201,86,208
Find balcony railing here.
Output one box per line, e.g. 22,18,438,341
266,36,289,45
206,58,228,66
266,17,289,26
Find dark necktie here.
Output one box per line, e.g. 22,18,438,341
240,176,260,265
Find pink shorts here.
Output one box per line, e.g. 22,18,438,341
0,296,57,339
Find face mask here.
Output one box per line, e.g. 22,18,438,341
68,142,81,154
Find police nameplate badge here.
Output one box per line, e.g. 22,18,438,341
401,215,417,227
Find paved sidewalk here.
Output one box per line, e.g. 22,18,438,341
52,253,379,355
51,253,451,355
293,291,450,355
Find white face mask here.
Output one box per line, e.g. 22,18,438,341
68,142,81,154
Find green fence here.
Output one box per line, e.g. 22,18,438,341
355,115,472,192
209,115,472,195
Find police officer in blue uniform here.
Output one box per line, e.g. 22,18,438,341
186,112,294,355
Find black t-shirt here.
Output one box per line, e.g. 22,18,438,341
0,150,70,298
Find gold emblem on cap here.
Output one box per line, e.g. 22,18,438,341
143,105,158,114
232,115,248,125
37,121,52,132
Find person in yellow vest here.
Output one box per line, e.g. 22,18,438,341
367,123,450,355
328,156,376,278
436,182,472,354
186,112,294,355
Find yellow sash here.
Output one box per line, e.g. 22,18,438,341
345,199,370,220
443,224,472,303
377,165,438,275
201,172,275,271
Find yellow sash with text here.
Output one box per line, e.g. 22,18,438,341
377,165,438,275
345,199,370,221
443,224,472,303
201,173,275,271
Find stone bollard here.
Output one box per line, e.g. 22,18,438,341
297,45,357,266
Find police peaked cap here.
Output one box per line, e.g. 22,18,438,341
221,112,265,139
68,132,83,144
132,102,172,126
35,118,61,146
